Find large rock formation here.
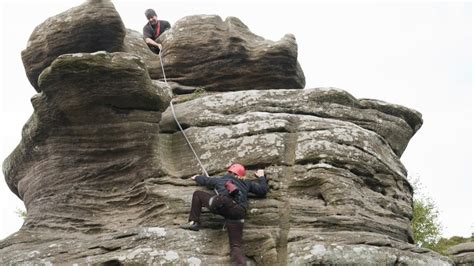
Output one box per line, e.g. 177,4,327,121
448,242,474,265
22,0,126,92
157,15,305,93
1,0,452,265
123,15,306,94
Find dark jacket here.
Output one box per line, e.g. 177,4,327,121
143,20,171,40
195,173,268,210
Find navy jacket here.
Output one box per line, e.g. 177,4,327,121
195,173,268,210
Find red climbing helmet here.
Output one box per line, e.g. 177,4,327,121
227,163,246,177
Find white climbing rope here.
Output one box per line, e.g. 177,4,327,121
158,51,210,178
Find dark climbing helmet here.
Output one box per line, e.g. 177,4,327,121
228,164,246,177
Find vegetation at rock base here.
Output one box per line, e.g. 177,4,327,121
15,208,27,220
411,188,442,249
410,176,472,255
434,235,473,255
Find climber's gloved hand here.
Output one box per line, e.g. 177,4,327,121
190,175,197,180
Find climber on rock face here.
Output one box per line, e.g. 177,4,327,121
143,8,171,54
180,164,269,266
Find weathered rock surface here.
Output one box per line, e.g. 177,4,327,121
448,241,474,265
21,0,125,92
0,228,451,265
22,0,305,95
125,15,306,94
4,52,170,232
160,89,422,158
1,0,452,265
1,80,450,264
123,29,163,79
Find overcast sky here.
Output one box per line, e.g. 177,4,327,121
1,0,472,240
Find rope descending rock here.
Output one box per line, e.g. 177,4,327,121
158,52,210,178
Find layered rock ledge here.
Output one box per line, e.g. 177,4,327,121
22,0,126,92
448,242,474,265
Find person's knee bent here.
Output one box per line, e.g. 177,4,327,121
192,191,213,206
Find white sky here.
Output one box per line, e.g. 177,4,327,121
0,0,472,240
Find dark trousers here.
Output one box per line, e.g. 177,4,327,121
189,190,246,265
226,221,245,266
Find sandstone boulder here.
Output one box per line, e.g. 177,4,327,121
3,52,170,231
161,89,421,157
159,89,418,244
126,15,306,94
124,29,163,78
21,0,125,91
448,241,474,265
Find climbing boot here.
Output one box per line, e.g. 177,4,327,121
180,221,200,231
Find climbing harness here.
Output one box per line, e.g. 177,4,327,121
158,52,211,179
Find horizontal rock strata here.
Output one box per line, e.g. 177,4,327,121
126,15,306,93
448,241,474,265
21,0,125,92
3,52,170,233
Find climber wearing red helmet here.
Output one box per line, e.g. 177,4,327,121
227,163,246,178
180,163,268,265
